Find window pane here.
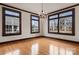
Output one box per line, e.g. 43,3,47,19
32,20,38,32
5,25,12,33
5,16,13,25
49,19,58,32
59,11,72,17
5,10,20,16
49,15,58,19
32,16,38,20
5,16,20,34
5,16,19,26
59,17,72,33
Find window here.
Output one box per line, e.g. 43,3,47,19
31,15,40,33
48,14,58,33
2,7,21,36
48,8,75,35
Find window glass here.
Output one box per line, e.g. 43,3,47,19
49,19,58,32
59,17,72,33
32,20,38,32
31,15,39,33
5,10,20,16
59,11,72,17
49,15,58,19
32,16,38,20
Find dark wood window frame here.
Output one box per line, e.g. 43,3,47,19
48,8,75,36
2,7,22,36
30,15,40,33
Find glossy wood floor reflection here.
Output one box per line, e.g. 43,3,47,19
0,37,79,55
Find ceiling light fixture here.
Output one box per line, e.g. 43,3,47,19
39,1,47,18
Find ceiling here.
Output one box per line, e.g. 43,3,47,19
5,3,76,14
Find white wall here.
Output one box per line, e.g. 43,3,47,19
0,5,41,43
43,6,79,42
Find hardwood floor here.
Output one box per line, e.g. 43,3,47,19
0,37,79,55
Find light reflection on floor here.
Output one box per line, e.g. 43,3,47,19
49,44,76,55
4,44,76,55
31,43,39,55
5,49,20,55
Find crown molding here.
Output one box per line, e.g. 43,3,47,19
47,4,79,15
0,3,39,15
